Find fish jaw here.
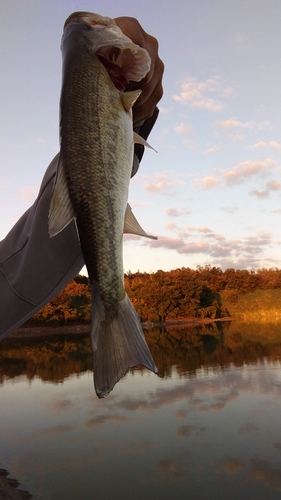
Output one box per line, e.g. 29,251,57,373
64,11,116,29
62,12,151,83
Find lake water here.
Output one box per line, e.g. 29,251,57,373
0,321,281,499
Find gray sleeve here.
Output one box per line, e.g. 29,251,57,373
0,154,84,339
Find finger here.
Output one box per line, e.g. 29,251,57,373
114,16,164,121
114,17,146,46
128,56,164,122
132,80,164,122
114,17,159,85
127,56,164,101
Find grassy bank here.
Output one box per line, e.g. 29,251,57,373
222,288,281,321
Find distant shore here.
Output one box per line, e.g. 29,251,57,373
6,317,232,339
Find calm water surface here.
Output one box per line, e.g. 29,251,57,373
0,321,281,499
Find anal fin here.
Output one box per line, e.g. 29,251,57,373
124,204,157,240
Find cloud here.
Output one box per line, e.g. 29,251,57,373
193,226,215,234
177,425,206,438
142,227,273,268
114,362,280,419
143,173,186,194
121,440,159,455
205,143,225,154
52,398,73,413
17,186,38,204
221,158,274,185
217,117,255,129
194,159,275,191
32,424,78,437
220,205,238,214
175,409,189,420
156,457,202,481
158,106,172,115
250,189,269,199
249,459,281,491
174,122,197,148
148,236,210,254
172,76,232,112
84,414,128,428
250,179,281,199
166,221,178,230
266,180,281,190
193,176,221,190
257,120,272,130
250,140,281,151
214,456,244,475
214,117,255,142
174,122,193,136
129,199,150,208
155,128,176,150
239,422,259,434
165,207,191,217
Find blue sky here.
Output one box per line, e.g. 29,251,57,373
0,0,280,274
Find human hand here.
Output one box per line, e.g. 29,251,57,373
114,17,164,123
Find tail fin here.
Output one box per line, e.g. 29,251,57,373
90,290,158,398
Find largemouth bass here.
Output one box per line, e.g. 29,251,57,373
48,12,158,397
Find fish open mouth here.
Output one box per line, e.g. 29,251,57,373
97,49,131,91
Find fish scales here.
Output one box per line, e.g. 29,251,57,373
49,13,158,397
61,34,128,315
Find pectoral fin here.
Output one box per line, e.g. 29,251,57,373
124,204,157,240
133,132,157,152
48,156,76,237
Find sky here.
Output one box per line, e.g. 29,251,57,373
0,0,280,274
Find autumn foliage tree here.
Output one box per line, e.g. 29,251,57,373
32,279,91,324
125,268,204,321
25,267,281,326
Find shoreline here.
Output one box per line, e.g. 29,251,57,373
6,317,232,339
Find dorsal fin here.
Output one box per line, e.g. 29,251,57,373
48,156,77,237
121,90,142,111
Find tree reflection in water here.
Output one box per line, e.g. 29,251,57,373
1,321,281,383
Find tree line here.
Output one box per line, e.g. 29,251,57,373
25,266,281,326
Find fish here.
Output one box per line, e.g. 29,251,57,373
48,11,158,397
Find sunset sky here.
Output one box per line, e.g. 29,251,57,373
1,0,280,274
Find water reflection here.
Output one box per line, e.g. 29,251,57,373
0,321,281,499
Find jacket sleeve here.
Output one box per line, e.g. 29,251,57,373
0,109,158,339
